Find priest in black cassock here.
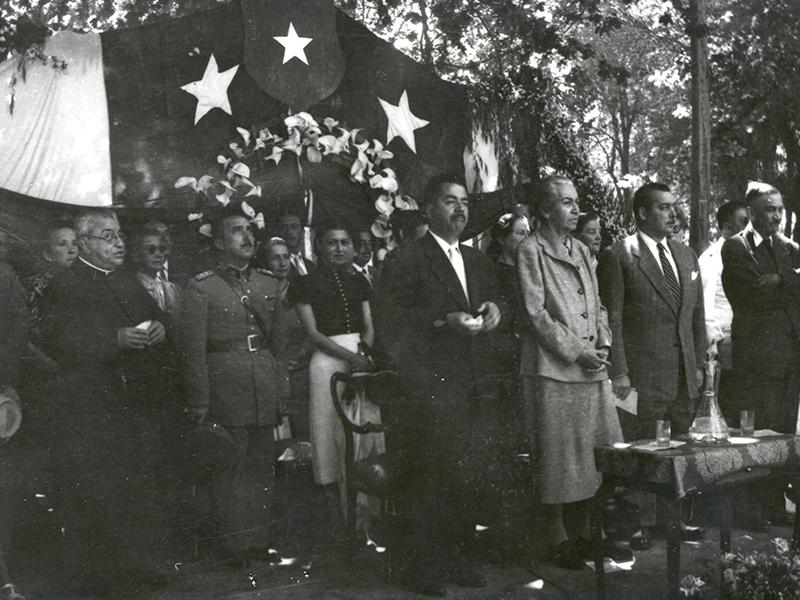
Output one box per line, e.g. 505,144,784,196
39,208,177,597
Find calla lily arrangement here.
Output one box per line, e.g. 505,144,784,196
175,112,417,238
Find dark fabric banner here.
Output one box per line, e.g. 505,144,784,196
101,0,468,229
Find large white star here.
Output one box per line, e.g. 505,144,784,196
273,23,313,65
377,90,430,154
180,54,239,125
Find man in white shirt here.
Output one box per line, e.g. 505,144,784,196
598,182,707,549
352,229,375,286
722,183,800,433
278,213,315,279
380,174,504,596
698,201,748,368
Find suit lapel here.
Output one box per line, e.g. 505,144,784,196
536,230,577,269
422,233,471,312
463,247,480,311
632,234,679,316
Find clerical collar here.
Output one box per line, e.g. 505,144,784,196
79,256,114,275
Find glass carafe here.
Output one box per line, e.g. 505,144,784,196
688,349,729,443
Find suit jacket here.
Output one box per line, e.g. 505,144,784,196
597,233,706,406
379,232,506,414
182,267,283,427
517,231,611,382
721,229,800,365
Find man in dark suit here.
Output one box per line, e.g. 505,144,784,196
380,174,504,596
39,208,174,596
597,182,706,547
182,212,284,565
278,213,316,279
721,182,800,433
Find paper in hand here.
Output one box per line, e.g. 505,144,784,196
614,386,637,416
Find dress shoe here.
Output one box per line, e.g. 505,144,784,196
445,559,486,588
550,540,584,570
680,523,704,541
653,522,706,541
575,537,634,563
628,528,652,551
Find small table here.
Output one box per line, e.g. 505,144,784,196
591,433,800,600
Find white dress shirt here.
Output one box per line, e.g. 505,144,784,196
698,238,731,345
290,253,308,276
639,231,679,282
429,231,470,303
352,258,374,285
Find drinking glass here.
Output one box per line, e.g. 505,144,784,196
656,420,671,448
740,410,755,437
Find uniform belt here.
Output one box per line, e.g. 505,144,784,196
207,334,265,353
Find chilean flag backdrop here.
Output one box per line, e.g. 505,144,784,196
0,0,501,223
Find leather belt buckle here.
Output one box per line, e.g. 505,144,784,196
247,334,260,352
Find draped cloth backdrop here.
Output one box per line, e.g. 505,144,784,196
0,0,502,238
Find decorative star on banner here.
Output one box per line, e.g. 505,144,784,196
377,90,429,154
180,54,239,125
273,22,313,65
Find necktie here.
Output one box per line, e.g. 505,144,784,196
764,237,779,269
447,245,470,303
657,242,681,306
291,254,308,276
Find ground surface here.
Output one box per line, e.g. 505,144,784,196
9,522,790,599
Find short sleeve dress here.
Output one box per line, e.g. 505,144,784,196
288,265,380,486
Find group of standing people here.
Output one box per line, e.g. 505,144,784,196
1,171,800,598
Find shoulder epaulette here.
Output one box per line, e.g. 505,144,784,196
255,267,274,277
194,270,214,281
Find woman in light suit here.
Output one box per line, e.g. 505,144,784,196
517,176,623,569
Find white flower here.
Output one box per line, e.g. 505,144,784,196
229,162,250,178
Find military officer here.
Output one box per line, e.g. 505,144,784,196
182,212,284,565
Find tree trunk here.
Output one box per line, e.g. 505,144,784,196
689,0,711,254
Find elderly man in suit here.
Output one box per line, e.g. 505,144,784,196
182,212,284,566
380,174,505,596
721,183,800,433
597,182,706,549
39,208,174,596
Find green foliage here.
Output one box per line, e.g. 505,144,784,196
709,0,800,225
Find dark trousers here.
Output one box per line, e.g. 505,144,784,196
211,425,275,553
732,333,800,434
396,388,500,574
618,368,697,528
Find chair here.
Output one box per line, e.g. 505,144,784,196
329,370,406,579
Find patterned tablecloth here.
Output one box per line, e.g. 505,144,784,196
594,434,800,499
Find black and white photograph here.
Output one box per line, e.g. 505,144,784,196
0,0,799,598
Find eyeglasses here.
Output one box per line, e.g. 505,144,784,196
84,231,126,244
144,245,168,255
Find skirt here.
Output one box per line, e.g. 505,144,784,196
308,333,384,486
523,375,622,504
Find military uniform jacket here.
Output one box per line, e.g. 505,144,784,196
182,266,283,427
